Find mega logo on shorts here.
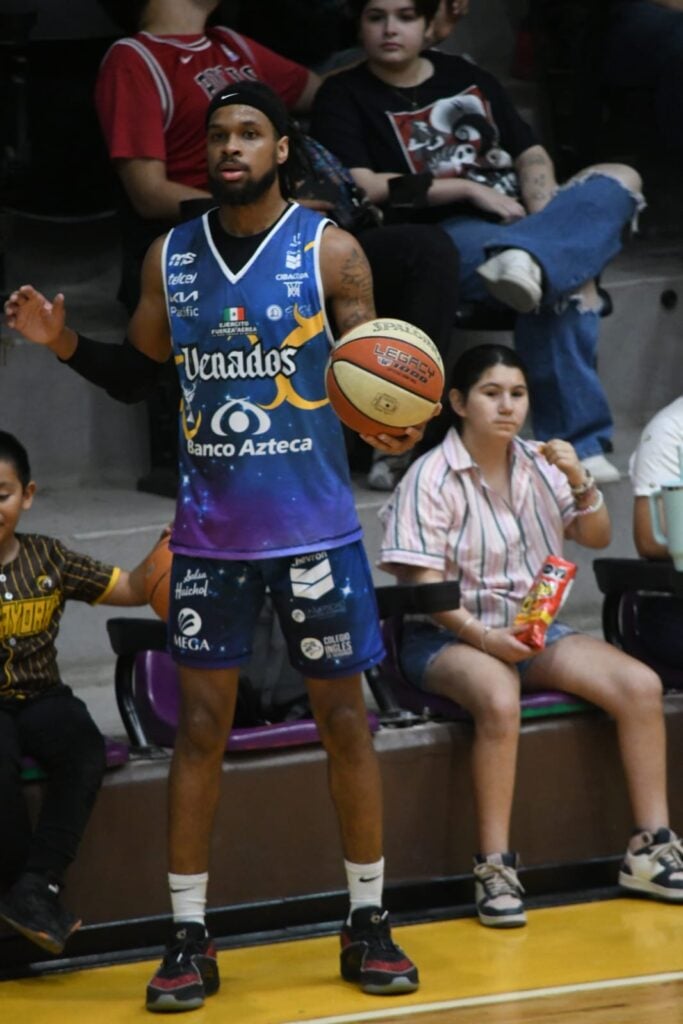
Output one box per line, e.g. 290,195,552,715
174,607,210,652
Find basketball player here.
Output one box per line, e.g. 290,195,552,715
5,82,429,1011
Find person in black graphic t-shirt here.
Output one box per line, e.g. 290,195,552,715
312,0,645,486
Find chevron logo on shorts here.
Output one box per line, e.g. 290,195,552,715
290,557,335,600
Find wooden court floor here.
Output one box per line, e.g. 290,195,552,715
2,898,682,1024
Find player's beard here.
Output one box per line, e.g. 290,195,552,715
209,163,279,206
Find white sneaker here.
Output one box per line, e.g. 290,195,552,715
366,453,410,492
473,852,527,928
619,828,683,902
580,453,621,484
476,249,543,313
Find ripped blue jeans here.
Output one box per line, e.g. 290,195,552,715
441,174,641,458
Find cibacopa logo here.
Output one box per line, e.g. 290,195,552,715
178,608,202,636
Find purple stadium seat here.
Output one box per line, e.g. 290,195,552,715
134,648,380,751
106,618,378,753
374,617,590,723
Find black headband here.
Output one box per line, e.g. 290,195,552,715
205,82,289,137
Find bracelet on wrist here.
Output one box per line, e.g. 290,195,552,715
570,471,594,496
576,488,604,516
480,626,492,654
456,615,475,638
574,482,598,509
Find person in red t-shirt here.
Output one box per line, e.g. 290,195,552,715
96,0,321,308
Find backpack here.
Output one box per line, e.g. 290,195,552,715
235,597,311,726
286,122,383,235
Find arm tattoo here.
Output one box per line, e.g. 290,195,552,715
334,247,375,335
526,171,552,203
518,153,556,210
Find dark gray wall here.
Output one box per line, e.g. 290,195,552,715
0,0,118,39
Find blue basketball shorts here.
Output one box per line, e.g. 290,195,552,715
168,540,385,678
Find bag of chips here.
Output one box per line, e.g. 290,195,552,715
513,555,577,650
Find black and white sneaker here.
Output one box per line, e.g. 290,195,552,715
340,906,419,994
619,827,683,902
146,922,219,1013
0,872,81,955
473,852,527,928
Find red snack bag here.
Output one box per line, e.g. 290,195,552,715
513,555,577,650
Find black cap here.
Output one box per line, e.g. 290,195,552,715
205,80,289,137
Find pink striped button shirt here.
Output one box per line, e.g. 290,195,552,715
378,428,578,627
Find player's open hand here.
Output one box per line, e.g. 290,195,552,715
361,403,442,454
4,285,67,349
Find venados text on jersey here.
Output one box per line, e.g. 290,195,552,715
187,437,314,458
180,343,297,381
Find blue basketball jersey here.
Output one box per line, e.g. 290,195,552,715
163,203,361,559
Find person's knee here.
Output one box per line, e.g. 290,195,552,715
176,698,232,757
45,720,107,784
0,744,23,782
583,162,643,195
470,672,520,738
316,700,371,759
416,224,460,270
613,663,663,715
79,728,107,785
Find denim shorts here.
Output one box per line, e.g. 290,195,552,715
169,540,384,677
400,619,578,691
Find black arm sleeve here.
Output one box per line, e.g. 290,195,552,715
61,335,167,404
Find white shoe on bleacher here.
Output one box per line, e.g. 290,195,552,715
580,453,621,484
476,249,543,313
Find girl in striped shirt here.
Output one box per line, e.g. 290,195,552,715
379,343,682,927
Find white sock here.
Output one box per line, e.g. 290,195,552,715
168,872,208,925
344,857,384,924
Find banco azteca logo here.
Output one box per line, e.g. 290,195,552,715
210,398,271,437
178,608,202,637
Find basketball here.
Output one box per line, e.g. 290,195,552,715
325,318,444,436
142,534,173,621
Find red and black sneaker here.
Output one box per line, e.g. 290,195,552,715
146,922,219,1013
340,906,419,995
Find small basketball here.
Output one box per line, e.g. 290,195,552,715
325,318,444,436
142,534,172,621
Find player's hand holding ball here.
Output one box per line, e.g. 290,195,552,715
141,531,173,621
325,318,444,452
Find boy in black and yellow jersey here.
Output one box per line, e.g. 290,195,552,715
0,431,151,955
